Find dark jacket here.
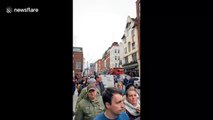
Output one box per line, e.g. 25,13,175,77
126,110,140,120
123,78,128,86
97,82,105,96
129,78,134,85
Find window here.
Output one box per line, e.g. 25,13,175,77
132,42,136,50
115,63,117,67
132,53,137,62
119,60,122,65
118,56,120,60
115,49,117,53
128,42,131,52
125,47,127,54
118,49,120,53
115,56,117,60
125,56,128,64
127,23,131,32
76,62,81,69
132,29,135,42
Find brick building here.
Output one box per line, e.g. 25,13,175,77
97,59,102,74
73,47,83,78
101,48,110,74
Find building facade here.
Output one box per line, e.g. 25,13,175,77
73,47,83,78
101,48,110,74
94,61,98,75
97,59,102,75
89,63,96,76
109,42,124,68
121,16,140,77
136,0,141,77
106,52,110,73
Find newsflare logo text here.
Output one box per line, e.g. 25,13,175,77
6,7,39,13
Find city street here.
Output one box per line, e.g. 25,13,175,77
73,0,141,119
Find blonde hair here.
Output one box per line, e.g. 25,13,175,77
126,87,137,97
117,81,123,87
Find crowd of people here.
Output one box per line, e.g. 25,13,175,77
72,74,141,120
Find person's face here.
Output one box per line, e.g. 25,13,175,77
96,76,102,82
108,94,125,115
117,84,123,90
87,89,97,101
127,90,138,106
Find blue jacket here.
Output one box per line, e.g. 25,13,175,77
94,112,129,120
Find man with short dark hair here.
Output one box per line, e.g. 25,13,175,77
95,75,105,96
94,87,129,120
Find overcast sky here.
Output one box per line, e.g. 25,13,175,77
73,0,137,68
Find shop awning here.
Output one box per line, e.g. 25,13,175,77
123,63,138,69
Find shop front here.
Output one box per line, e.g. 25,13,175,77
123,62,139,77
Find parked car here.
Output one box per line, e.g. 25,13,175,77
133,77,140,88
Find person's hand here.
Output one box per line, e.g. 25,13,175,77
136,106,140,113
